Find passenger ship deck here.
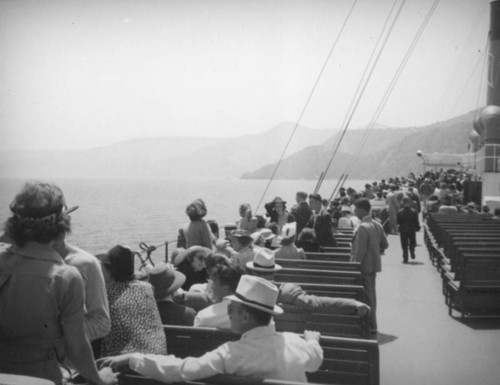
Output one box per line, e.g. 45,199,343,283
377,231,500,385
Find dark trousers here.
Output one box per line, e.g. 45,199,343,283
361,273,377,332
400,230,416,261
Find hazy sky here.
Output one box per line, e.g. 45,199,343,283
0,0,490,151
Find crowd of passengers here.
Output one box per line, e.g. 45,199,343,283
1,172,498,384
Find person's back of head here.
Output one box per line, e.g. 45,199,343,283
493,207,500,218
211,263,243,301
297,228,319,252
186,199,207,220
296,191,308,202
6,181,73,247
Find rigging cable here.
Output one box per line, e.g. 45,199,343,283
474,38,489,114
316,0,407,193
434,0,490,120
449,47,488,118
253,0,359,214
339,0,442,184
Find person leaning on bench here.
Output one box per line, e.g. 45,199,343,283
98,275,323,383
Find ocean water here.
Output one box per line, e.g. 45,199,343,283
0,177,367,260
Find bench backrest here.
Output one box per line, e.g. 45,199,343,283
289,283,367,302
118,373,322,385
276,259,361,272
275,268,362,286
460,257,500,289
162,326,379,385
274,304,370,339
305,252,351,262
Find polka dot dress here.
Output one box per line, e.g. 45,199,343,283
101,280,167,356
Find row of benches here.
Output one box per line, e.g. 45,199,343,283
118,325,378,385
424,213,500,319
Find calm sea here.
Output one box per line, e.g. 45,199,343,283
0,177,367,260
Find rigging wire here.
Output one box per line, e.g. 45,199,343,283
474,39,489,114
338,0,442,184
316,0,407,193
253,0,359,214
448,47,488,118
434,0,490,120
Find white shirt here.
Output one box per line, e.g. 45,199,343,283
193,300,231,329
129,324,323,383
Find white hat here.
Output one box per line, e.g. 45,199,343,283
251,228,275,243
246,247,282,272
341,205,352,213
281,222,296,239
225,275,283,315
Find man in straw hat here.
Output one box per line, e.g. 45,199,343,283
0,181,117,385
98,275,323,383
148,262,196,326
246,247,370,316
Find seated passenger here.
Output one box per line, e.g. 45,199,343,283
194,263,243,329
100,245,167,357
296,228,320,253
99,275,323,383
148,263,196,326
236,203,258,233
338,205,356,229
274,222,306,260
228,229,256,269
173,246,212,291
181,252,232,312
245,250,369,316
314,213,337,248
437,195,458,214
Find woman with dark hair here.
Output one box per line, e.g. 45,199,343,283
0,181,116,385
296,228,320,253
178,199,214,249
172,246,212,291
264,197,289,234
314,213,337,248
100,245,166,357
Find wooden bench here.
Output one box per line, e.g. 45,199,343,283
276,258,361,272
289,283,368,303
118,372,325,385
275,268,362,286
321,247,352,254
275,303,370,339
305,252,351,262
161,325,379,385
446,257,500,318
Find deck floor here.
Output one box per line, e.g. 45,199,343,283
377,231,500,385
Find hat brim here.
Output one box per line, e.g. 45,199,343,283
225,294,283,316
95,253,111,266
245,261,282,272
154,271,186,299
173,246,213,267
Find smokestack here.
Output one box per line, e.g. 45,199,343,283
488,1,500,106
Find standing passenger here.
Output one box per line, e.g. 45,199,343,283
0,181,116,385
290,191,313,241
179,199,215,250
397,197,420,263
351,198,389,334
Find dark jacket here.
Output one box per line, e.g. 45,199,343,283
397,207,420,233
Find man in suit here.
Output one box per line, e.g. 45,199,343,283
291,191,313,240
397,197,421,263
351,198,389,334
